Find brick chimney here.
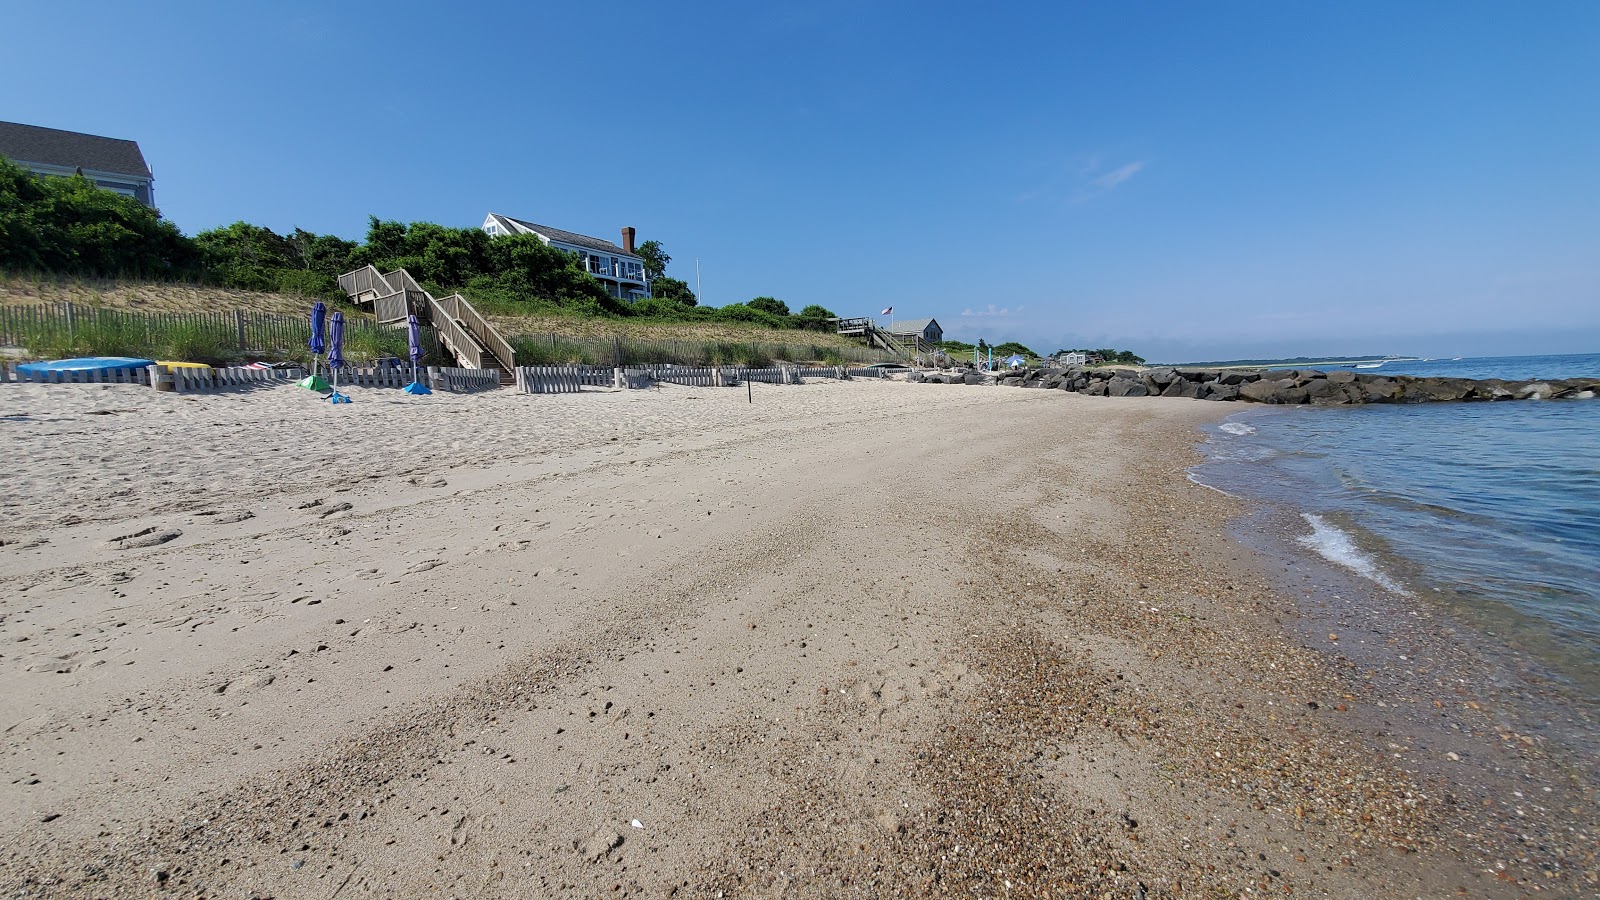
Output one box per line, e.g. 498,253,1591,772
620,226,636,254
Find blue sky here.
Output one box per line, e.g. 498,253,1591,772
5,1,1597,362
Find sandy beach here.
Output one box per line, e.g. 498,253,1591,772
0,378,1593,898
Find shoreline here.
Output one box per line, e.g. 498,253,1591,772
0,382,1592,896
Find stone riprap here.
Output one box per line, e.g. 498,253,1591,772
922,366,1600,404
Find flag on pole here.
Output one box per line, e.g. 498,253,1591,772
881,306,893,315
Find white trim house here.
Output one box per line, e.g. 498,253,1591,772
0,121,155,206
482,213,648,300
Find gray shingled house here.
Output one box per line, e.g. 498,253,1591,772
0,121,155,207
481,213,648,300
885,317,943,345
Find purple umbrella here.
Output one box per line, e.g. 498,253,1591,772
325,312,351,403
404,314,432,395
327,311,345,370
298,301,331,391
308,302,327,355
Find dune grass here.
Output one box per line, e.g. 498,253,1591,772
1,273,889,366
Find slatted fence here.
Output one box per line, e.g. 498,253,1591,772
0,303,436,361
434,367,501,393
161,365,308,392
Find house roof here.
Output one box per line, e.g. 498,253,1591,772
491,213,641,260
0,121,151,178
885,317,939,335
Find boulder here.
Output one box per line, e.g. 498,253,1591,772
1238,378,1289,402
1203,383,1241,401
1515,382,1553,400
1303,378,1349,404
1161,378,1204,399
1325,369,1357,384
1217,371,1257,385
1082,380,1109,396
1146,367,1179,387
1359,377,1401,402
963,372,988,385
1106,377,1148,397
1240,378,1307,404
1404,379,1472,402
1177,368,1223,382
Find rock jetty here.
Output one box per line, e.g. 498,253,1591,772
916,367,1600,404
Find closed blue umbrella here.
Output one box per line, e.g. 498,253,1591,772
325,311,351,403
298,302,331,392
404,314,431,395
327,311,345,370
309,302,327,355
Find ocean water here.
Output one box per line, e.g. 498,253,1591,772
1194,353,1600,695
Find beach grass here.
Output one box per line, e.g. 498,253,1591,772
1,273,894,366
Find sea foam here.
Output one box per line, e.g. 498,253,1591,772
1295,513,1411,595
1219,422,1257,436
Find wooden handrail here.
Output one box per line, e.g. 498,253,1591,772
439,292,515,369
337,265,391,298
427,295,484,369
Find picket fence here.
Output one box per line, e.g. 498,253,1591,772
511,364,874,394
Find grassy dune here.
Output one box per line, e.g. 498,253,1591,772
1,274,887,365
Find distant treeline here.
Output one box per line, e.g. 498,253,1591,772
1160,354,1402,367
0,158,839,330
934,339,1145,365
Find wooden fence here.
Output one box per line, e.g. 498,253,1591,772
0,302,438,361
509,364,876,394
509,332,894,368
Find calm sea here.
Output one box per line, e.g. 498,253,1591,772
1193,353,1600,696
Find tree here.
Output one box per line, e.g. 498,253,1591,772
650,275,697,306
795,304,836,332
991,341,1038,358
747,296,790,317
0,158,197,277
635,239,669,281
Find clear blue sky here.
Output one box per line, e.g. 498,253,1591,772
6,1,1597,362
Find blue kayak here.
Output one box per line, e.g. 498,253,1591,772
16,357,156,374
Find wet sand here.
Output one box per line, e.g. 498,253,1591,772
0,378,1592,897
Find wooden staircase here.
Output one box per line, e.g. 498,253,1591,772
834,317,928,364
337,266,515,373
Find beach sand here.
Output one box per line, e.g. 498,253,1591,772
0,379,1591,897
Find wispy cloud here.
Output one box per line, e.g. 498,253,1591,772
1016,155,1150,205
960,305,1024,317
1092,161,1145,191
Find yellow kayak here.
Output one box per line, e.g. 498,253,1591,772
156,361,211,370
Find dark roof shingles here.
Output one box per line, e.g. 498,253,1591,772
501,215,639,259
0,122,151,178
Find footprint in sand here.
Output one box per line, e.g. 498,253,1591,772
24,652,84,675
99,526,182,550
407,476,449,488
311,502,353,519
214,672,275,695
404,560,445,575
190,510,256,525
